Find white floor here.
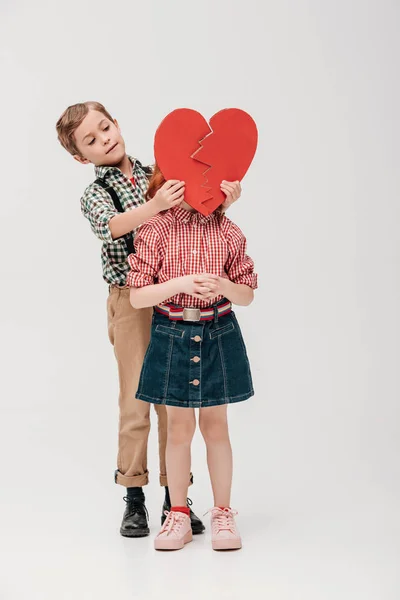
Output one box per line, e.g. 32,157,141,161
2,366,400,600
2,396,400,600
1,485,399,600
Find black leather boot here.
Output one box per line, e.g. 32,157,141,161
120,496,150,537
161,497,205,535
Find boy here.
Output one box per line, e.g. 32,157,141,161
56,101,241,537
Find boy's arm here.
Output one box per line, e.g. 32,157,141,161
81,180,184,242
220,180,241,212
81,185,119,243
109,202,159,239
111,179,241,239
111,179,185,238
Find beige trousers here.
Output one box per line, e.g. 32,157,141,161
107,286,168,487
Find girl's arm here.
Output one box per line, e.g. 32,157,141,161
130,279,181,309
130,275,216,309
215,278,254,306
195,276,254,306
127,224,217,309
198,221,257,306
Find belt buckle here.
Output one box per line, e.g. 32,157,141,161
182,308,201,322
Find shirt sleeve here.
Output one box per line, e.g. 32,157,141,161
126,224,161,288
80,184,119,244
225,221,258,289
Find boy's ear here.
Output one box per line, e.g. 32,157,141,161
114,118,120,131
73,154,90,165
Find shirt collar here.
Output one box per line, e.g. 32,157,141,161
94,155,137,180
172,206,215,225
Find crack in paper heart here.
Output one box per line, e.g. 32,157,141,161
190,130,216,207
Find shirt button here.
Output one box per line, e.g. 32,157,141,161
192,336,202,342
192,250,197,255
191,379,200,386
191,356,200,363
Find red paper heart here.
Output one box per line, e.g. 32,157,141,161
154,108,258,215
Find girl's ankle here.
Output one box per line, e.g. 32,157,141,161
171,506,190,516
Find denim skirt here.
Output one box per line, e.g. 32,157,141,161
136,302,254,408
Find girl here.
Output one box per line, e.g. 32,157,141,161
127,165,257,551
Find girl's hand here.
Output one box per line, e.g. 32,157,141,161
151,180,185,212
179,274,221,299
220,180,241,211
193,274,228,299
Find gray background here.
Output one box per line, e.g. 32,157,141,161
0,0,399,598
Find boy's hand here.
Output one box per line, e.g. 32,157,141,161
220,180,241,211
152,180,185,212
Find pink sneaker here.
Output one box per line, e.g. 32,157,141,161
154,511,192,551
207,507,242,550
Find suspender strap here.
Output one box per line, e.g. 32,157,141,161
94,177,135,255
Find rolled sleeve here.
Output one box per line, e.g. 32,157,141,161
225,222,258,290
126,225,161,288
80,185,118,244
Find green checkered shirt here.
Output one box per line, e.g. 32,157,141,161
81,157,151,286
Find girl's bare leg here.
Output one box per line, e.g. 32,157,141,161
199,405,232,507
165,406,196,506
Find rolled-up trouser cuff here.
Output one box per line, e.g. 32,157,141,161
115,470,149,487
115,470,194,488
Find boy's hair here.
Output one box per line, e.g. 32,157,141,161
56,101,114,156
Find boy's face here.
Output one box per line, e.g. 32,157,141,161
73,110,126,166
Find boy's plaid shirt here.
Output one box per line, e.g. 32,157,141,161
80,157,151,286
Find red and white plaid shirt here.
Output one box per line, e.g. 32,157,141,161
127,206,258,308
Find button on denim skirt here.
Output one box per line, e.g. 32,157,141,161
136,304,254,408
